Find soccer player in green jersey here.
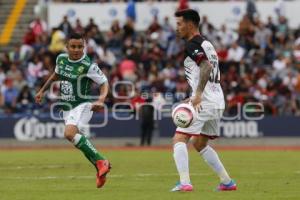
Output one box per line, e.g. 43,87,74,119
35,33,110,189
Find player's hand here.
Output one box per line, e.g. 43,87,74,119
181,98,190,103
35,91,44,104
190,95,202,112
91,100,105,112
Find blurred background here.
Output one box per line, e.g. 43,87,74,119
0,0,299,147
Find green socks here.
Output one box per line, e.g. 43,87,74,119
73,133,105,165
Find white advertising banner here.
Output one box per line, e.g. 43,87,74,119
48,1,300,31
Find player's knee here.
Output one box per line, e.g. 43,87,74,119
192,140,208,152
64,130,75,141
172,134,189,145
193,143,207,152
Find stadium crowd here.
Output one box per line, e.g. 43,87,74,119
0,5,300,116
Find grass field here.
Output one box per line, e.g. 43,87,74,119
0,147,299,200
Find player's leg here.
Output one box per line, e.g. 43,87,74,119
146,125,153,146
192,119,236,191
65,125,106,165
140,123,146,146
79,103,111,188
171,132,193,192
64,103,110,188
193,135,232,184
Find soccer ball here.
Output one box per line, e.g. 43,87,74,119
172,103,196,128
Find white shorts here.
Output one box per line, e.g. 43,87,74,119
176,109,224,139
62,102,93,135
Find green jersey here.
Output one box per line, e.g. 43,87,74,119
55,53,107,110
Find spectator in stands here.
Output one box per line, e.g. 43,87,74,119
74,18,84,35
9,44,24,63
161,62,176,92
167,36,183,59
90,26,105,45
226,41,245,72
16,85,34,113
238,14,255,45
0,53,11,72
6,63,23,88
200,15,213,37
85,18,98,33
2,78,18,113
23,27,36,46
27,55,44,87
218,24,237,48
97,45,116,67
0,67,6,86
58,15,73,37
162,16,174,33
29,17,47,38
49,27,66,54
119,57,137,82
123,17,136,40
254,21,272,50
246,0,257,23
0,86,3,111
147,15,161,34
293,37,300,69
177,0,189,11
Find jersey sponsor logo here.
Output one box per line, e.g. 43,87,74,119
65,65,74,71
61,71,77,79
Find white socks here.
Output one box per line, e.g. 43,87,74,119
72,133,82,146
173,142,191,185
200,145,231,184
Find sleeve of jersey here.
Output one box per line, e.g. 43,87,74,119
54,55,61,74
87,63,108,85
186,41,208,65
54,65,59,74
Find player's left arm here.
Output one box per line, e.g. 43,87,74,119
87,63,109,111
97,81,109,104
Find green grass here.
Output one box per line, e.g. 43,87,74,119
0,148,299,200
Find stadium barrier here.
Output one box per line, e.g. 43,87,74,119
0,114,298,141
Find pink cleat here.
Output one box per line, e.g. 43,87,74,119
171,182,193,192
217,180,237,191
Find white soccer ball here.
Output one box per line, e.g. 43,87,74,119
172,103,196,128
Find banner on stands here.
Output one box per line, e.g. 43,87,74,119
0,115,298,141
48,1,300,31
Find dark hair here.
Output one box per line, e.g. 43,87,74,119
67,33,83,41
175,9,200,27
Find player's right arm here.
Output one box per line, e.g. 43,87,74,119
35,72,59,104
186,41,213,110
36,54,65,104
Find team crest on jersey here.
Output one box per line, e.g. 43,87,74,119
78,66,84,73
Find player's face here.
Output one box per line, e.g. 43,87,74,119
176,17,188,39
67,39,84,60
